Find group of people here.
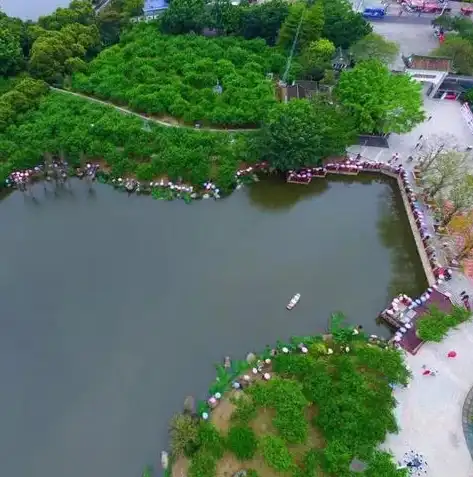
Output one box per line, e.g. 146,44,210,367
4,161,100,193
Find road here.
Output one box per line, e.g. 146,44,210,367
372,15,434,24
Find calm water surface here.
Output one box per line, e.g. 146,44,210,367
0,175,426,477
1,0,70,20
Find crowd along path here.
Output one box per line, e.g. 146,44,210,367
50,88,258,133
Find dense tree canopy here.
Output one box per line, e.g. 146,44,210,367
72,25,285,126
0,92,247,189
0,13,27,76
237,0,289,46
258,98,356,170
0,77,48,131
335,60,424,134
322,0,371,49
161,0,208,35
277,2,324,51
29,23,100,82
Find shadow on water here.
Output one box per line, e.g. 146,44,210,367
376,180,428,299
248,173,330,211
0,176,426,477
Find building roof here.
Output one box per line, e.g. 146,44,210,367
404,54,452,72
143,0,168,14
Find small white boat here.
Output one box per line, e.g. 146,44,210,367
286,293,301,310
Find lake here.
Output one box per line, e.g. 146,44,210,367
1,0,71,20
0,174,426,477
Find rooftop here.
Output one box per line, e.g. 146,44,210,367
143,0,168,14
404,54,452,72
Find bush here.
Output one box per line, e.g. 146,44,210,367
188,450,217,477
260,435,294,472
417,305,471,342
248,378,308,443
196,421,225,459
169,414,200,457
226,425,258,460
231,397,258,425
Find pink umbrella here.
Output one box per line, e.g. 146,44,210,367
447,351,457,358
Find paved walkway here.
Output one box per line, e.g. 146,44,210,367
383,323,473,477
348,99,473,475
50,88,257,133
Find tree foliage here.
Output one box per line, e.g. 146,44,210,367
449,212,473,260
260,435,295,472
0,92,246,189
258,98,356,171
29,23,100,83
0,77,48,132
433,36,473,75
350,32,399,65
226,425,258,460
0,24,24,76
301,38,336,78
278,2,324,51
238,0,289,46
417,305,471,342
335,59,424,134
422,150,467,199
322,0,372,49
169,413,200,457
161,0,208,35
72,25,283,126
439,174,473,226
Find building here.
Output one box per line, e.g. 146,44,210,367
403,54,452,99
143,0,169,15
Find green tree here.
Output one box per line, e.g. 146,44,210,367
323,0,371,49
301,38,336,79
423,150,467,199
29,24,100,82
38,0,96,30
440,174,473,226
258,98,356,171
238,0,289,46
0,28,23,76
161,0,208,34
350,32,399,65
209,0,240,35
433,37,473,75
97,8,123,46
278,2,324,51
335,59,424,134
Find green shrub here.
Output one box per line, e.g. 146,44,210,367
196,421,225,459
260,435,294,472
231,398,258,425
169,414,200,457
417,305,472,342
226,425,258,460
248,378,308,444
188,450,217,477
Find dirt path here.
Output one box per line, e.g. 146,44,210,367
50,87,258,133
